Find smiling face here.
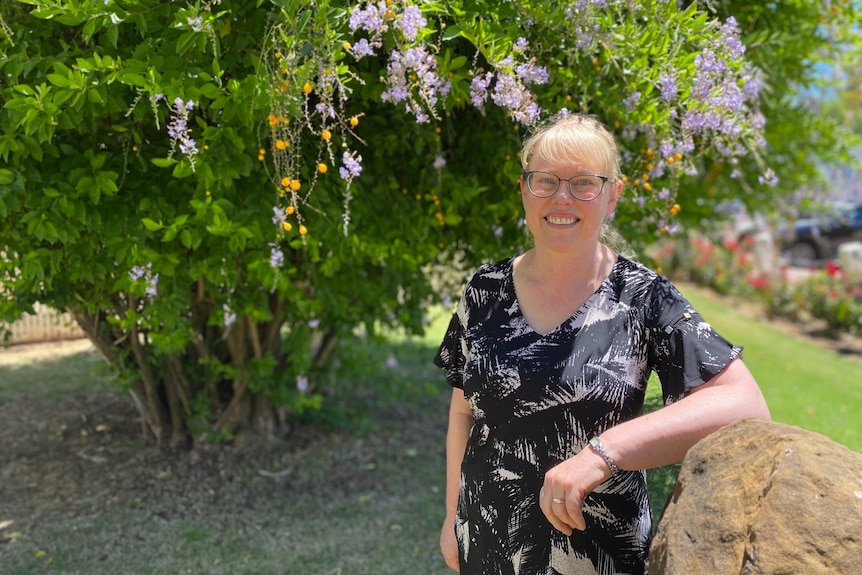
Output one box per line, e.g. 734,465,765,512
519,115,622,255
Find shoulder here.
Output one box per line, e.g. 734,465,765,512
464,256,514,293
610,256,662,297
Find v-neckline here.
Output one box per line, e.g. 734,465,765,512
507,255,619,337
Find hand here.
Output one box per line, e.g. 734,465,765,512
539,448,611,536
440,516,460,572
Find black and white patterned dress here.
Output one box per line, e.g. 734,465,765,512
434,255,741,575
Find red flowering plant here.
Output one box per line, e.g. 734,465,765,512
794,266,862,338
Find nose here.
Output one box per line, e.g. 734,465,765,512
551,183,576,203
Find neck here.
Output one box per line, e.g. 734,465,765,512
521,242,613,287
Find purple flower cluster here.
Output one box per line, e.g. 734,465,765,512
272,205,286,226
470,72,493,107
758,168,779,188
395,5,426,41
472,44,548,125
340,150,363,180
659,72,678,102
270,245,284,268
720,17,746,60
167,97,198,159
381,47,451,123
351,38,376,59
129,263,159,298
348,2,385,34
622,91,641,112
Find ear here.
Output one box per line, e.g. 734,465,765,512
606,179,623,214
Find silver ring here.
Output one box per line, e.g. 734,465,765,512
552,498,565,504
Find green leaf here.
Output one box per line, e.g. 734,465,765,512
46,74,70,88
172,161,193,178
442,24,463,41
152,158,178,168
142,218,164,231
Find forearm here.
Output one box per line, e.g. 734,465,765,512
445,389,473,519
601,359,770,471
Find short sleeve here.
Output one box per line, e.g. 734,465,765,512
433,308,467,389
647,276,742,404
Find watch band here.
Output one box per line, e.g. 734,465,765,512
589,436,620,476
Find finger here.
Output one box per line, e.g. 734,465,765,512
540,494,574,536
563,498,587,531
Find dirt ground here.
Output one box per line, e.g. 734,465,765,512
0,339,450,574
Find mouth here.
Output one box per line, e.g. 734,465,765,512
546,215,579,226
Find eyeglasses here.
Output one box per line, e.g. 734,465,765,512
522,171,610,201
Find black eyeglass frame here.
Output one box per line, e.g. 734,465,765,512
522,171,611,201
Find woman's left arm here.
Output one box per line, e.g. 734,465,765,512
539,357,770,534
602,357,770,470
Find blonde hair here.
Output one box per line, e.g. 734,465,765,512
520,114,621,180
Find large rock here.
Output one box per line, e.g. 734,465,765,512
649,419,862,574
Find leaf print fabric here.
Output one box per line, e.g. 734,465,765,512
434,256,741,575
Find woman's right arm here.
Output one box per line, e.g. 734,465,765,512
441,388,474,573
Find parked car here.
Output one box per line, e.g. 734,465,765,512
775,202,862,265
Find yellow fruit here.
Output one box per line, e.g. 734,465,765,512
318,163,327,174
303,82,313,94
299,224,308,235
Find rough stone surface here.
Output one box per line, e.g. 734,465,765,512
649,419,862,575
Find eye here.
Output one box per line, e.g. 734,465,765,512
573,177,595,187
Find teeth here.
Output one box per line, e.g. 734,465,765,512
547,216,576,225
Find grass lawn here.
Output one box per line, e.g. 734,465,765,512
1,283,859,574
679,284,862,452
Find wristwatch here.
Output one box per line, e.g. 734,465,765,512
588,436,620,476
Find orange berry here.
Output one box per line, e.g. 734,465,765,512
299,224,308,235
670,204,681,216
290,179,301,191
275,139,288,150
667,157,675,165
281,177,291,188
350,116,359,127
646,149,654,157
318,163,327,174
321,129,332,141
643,183,652,192
303,82,313,94
268,115,278,127
275,51,282,60
343,42,351,50
259,148,266,155
674,153,683,161
282,222,292,232
285,206,295,215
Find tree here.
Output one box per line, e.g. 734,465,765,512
1,0,857,446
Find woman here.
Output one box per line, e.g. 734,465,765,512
434,113,770,575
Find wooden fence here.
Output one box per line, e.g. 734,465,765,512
3,304,85,345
